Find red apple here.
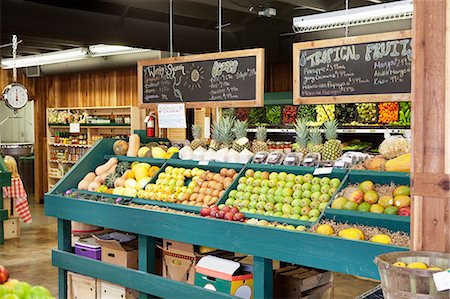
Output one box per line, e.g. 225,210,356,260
224,212,234,221
216,211,225,219
0,265,9,284
233,212,245,222
398,207,410,216
230,207,239,214
211,206,219,212
221,206,231,213
200,207,211,217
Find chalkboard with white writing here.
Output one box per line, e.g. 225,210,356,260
293,31,412,104
138,49,264,108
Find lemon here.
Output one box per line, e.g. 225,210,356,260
316,224,334,236
407,262,428,269
427,266,443,271
370,234,392,244
393,261,407,267
168,147,179,154
338,228,365,240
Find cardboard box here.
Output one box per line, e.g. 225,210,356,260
4,218,20,240
195,256,254,299
94,232,138,269
97,280,138,299
161,240,199,285
67,272,97,299
273,266,333,299
3,198,18,218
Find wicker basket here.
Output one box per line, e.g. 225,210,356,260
374,251,450,299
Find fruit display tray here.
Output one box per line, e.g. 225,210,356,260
217,163,348,227
325,170,411,233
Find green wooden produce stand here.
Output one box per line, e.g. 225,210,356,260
45,139,409,298
0,156,12,245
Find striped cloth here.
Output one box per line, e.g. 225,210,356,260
2,177,32,224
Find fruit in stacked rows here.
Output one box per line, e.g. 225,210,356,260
248,107,266,125
331,181,411,216
307,127,323,154
315,104,335,123
293,118,309,156
297,105,316,122
356,103,377,123
232,120,249,152
336,104,357,123
139,167,237,207
224,169,341,222
200,205,245,221
252,126,269,153
266,106,282,125
322,120,342,161
111,162,160,197
190,124,204,150
378,102,399,124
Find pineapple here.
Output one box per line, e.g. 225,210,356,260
210,124,220,150
308,127,323,154
252,126,269,153
190,124,204,150
214,116,235,149
322,120,342,161
232,120,249,152
294,118,309,155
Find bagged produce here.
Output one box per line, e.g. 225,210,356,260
378,136,411,159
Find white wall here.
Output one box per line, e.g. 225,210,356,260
0,101,34,143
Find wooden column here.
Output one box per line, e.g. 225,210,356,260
411,0,450,252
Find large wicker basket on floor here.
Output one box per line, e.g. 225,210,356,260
374,251,450,299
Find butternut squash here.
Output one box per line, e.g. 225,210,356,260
95,157,118,175
114,172,128,188
77,172,96,190
88,180,101,192
385,153,411,172
126,134,140,157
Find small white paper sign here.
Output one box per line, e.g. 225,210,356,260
313,167,333,175
433,270,450,292
304,158,313,163
285,156,296,162
198,160,209,166
157,104,187,129
204,117,211,139
69,123,80,133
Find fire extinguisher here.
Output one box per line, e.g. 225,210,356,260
145,112,156,137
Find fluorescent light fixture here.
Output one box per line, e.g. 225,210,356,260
88,44,148,57
1,47,89,69
293,0,413,33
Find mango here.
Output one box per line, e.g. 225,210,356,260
384,206,399,215
385,153,410,172
316,224,334,236
358,202,371,212
394,195,411,208
378,195,394,208
393,185,410,197
370,204,384,214
363,190,379,204
331,197,348,209
349,189,364,204
359,180,374,192
338,228,364,240
407,262,428,269
370,234,392,244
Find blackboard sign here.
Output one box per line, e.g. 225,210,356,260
293,31,412,104
138,49,264,108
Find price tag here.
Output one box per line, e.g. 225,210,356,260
433,270,450,291
334,160,346,168
304,157,313,163
313,167,333,175
198,160,209,166
157,104,187,128
285,156,295,162
69,123,80,133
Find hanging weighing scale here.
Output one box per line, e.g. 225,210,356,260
0,35,33,157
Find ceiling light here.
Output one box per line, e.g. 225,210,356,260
293,0,412,33
1,47,89,69
88,44,148,57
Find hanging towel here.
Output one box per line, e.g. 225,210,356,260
2,177,32,224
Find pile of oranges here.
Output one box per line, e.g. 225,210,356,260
378,102,399,123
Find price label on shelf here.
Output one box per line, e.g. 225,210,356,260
433,270,450,291
198,160,209,166
313,167,333,175
304,158,313,163
285,156,295,162
69,123,80,133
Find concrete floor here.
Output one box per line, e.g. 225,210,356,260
0,202,380,298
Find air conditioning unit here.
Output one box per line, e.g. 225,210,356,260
26,66,41,77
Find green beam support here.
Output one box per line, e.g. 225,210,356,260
57,219,71,299
138,235,157,299
253,256,273,299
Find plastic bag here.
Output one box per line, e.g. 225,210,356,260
378,136,410,159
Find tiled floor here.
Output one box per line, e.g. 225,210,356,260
1,202,379,298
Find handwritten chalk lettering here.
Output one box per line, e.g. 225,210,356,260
306,46,359,67
144,65,165,78
211,60,239,78
165,64,186,79
365,39,411,62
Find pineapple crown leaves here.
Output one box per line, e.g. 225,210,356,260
232,120,248,139
309,127,323,145
323,120,338,141
255,126,267,142
212,115,235,143
191,124,203,139
294,118,309,147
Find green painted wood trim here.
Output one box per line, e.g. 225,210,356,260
0,210,7,222
264,92,293,106
52,250,236,299
45,196,408,279
0,156,12,187
57,219,71,299
138,235,157,299
48,123,130,127
253,257,273,299
104,155,167,166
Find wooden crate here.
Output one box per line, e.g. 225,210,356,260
3,198,19,218
97,280,138,299
4,218,20,240
273,266,333,299
67,272,97,299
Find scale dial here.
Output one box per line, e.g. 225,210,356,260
2,83,29,110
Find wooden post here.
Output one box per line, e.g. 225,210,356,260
411,0,450,252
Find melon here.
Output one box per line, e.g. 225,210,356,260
113,140,129,156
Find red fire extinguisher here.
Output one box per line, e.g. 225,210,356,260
145,112,156,137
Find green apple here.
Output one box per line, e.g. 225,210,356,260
328,187,337,196
236,191,244,200
303,174,313,182
269,172,278,180
290,214,300,220
266,194,276,203
269,179,278,188
254,171,262,179
250,194,259,202
234,199,242,207
218,204,225,209
283,196,293,204
239,177,247,184
237,183,246,191
299,198,311,207
277,181,286,188
343,201,358,210
229,190,237,198
301,206,311,216
308,208,320,218
0,286,10,298
296,225,306,231
253,179,262,187
319,194,331,202
312,177,321,185
243,193,251,201
244,185,253,193
300,215,310,221
240,199,249,208
282,203,293,214
286,174,296,182
261,179,270,187
274,195,284,203
264,202,274,211
320,177,331,185
282,213,291,218
285,181,295,189
268,187,276,195
291,199,302,207
293,184,303,191
311,191,321,201
331,197,347,209
302,183,312,191
248,201,257,209
274,211,283,217
255,210,265,215
264,210,274,216
225,198,235,206
318,202,328,212
249,208,257,214
258,194,267,202
295,175,304,184
260,186,269,195
293,190,302,199
246,177,254,186
274,203,283,212
321,185,331,194
358,202,371,212
292,206,302,214
311,184,321,193
278,172,288,180
310,199,320,209
252,186,261,194
256,201,266,210
302,190,312,199
330,178,341,188
282,187,293,197
12,282,31,298
240,207,249,213
308,216,319,222
275,188,283,197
